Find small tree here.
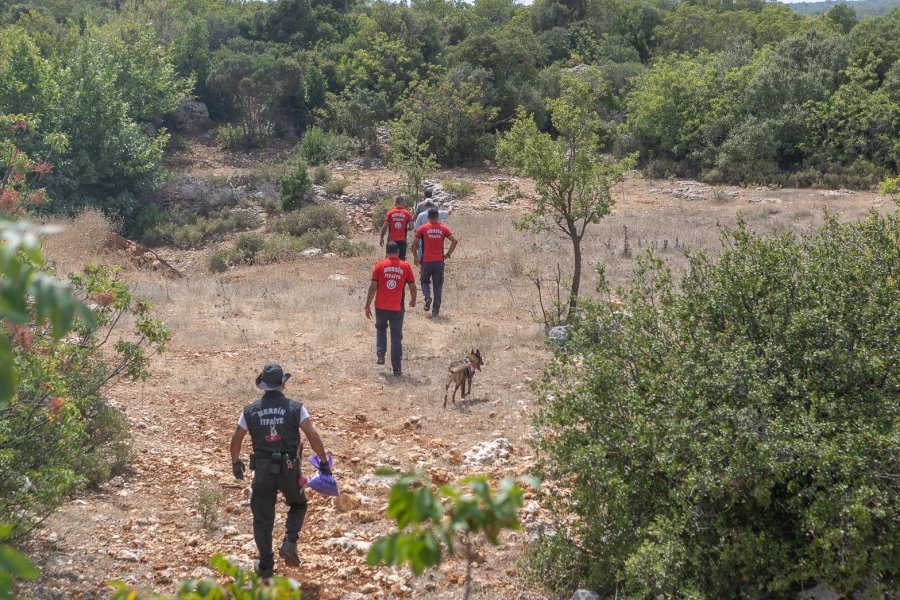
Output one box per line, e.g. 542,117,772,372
368,473,537,600
497,73,634,324
388,115,437,203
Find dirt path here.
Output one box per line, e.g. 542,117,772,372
24,162,894,599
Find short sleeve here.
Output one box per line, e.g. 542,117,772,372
299,405,310,423
371,262,380,281
415,225,424,239
237,411,248,430
443,224,452,236
405,262,415,283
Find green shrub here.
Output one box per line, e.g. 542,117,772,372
324,179,349,196
297,127,353,165
260,197,282,215
371,195,395,230
234,232,264,255
299,127,328,165
269,205,349,237
528,213,900,598
281,161,313,212
296,228,339,251
196,486,221,530
215,124,245,150
257,234,308,264
443,179,475,198
208,250,229,273
332,238,373,257
312,165,331,185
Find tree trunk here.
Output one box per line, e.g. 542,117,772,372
567,234,582,324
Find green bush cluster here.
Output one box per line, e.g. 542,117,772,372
1,263,169,538
208,227,370,271
323,178,349,196
297,127,352,165
529,212,900,598
442,180,475,198
142,210,261,248
280,161,313,212
268,205,350,238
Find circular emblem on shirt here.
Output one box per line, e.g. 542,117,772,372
386,279,398,290
394,222,402,229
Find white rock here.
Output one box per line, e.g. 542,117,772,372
299,248,323,258
463,438,513,467
328,274,349,281
324,537,371,554
117,550,140,562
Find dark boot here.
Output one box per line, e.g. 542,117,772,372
254,560,274,579
279,537,300,567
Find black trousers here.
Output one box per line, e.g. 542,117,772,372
394,240,408,261
375,308,404,373
420,260,445,314
250,460,308,570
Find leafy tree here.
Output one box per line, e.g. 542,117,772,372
388,115,437,203
824,2,857,33
207,40,305,147
280,160,313,212
528,213,900,598
394,72,498,165
498,72,633,323
368,472,537,600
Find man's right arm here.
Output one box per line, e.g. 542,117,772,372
379,221,389,246
300,419,327,463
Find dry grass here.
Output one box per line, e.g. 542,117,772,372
42,209,117,276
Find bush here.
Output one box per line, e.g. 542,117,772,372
528,213,900,598
297,127,352,165
196,486,221,530
443,179,475,198
216,124,245,150
208,250,229,273
331,237,373,257
324,179,349,196
312,165,331,185
281,161,313,212
268,205,349,237
152,210,261,249
370,195,395,230
296,228,339,251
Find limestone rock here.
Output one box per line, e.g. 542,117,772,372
299,248,323,258
173,101,210,132
796,584,845,600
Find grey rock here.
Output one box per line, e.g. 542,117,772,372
117,549,139,562
796,584,844,600
571,590,600,600
548,325,569,347
173,100,210,133
299,248,323,258
109,475,125,488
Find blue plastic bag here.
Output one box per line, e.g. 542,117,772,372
307,453,339,496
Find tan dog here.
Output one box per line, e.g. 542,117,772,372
443,349,484,408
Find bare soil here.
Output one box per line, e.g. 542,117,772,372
25,143,895,600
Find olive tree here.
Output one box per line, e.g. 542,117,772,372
497,72,633,324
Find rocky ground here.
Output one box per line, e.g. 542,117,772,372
24,138,895,600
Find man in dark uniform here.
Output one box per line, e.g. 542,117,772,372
229,363,331,578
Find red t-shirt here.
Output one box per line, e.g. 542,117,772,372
415,222,452,262
371,257,415,311
385,207,413,242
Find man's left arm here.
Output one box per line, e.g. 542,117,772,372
364,280,378,319
445,234,458,259
300,419,328,466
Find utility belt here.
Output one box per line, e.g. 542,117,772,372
249,451,301,475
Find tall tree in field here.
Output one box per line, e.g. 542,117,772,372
497,72,633,323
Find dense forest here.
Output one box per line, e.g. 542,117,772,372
0,0,898,229
788,0,899,17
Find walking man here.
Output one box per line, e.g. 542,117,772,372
365,241,417,375
380,196,413,261
230,364,331,578
413,208,458,317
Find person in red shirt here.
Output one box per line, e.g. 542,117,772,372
380,197,414,261
365,241,417,375
413,208,458,318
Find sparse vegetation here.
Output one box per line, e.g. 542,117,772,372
312,165,331,185
324,179,349,196
280,161,313,212
268,205,349,238
143,210,261,249
443,180,475,199
195,486,221,530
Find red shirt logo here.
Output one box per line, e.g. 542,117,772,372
385,208,413,242
371,257,415,311
415,222,452,262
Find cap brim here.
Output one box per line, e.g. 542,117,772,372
256,372,291,390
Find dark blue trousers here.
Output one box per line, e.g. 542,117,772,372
420,261,445,314
375,308,404,373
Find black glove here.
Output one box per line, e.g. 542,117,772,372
317,458,332,476
232,459,245,481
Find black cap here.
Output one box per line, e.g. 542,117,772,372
427,207,439,219
386,241,400,254
256,363,291,391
